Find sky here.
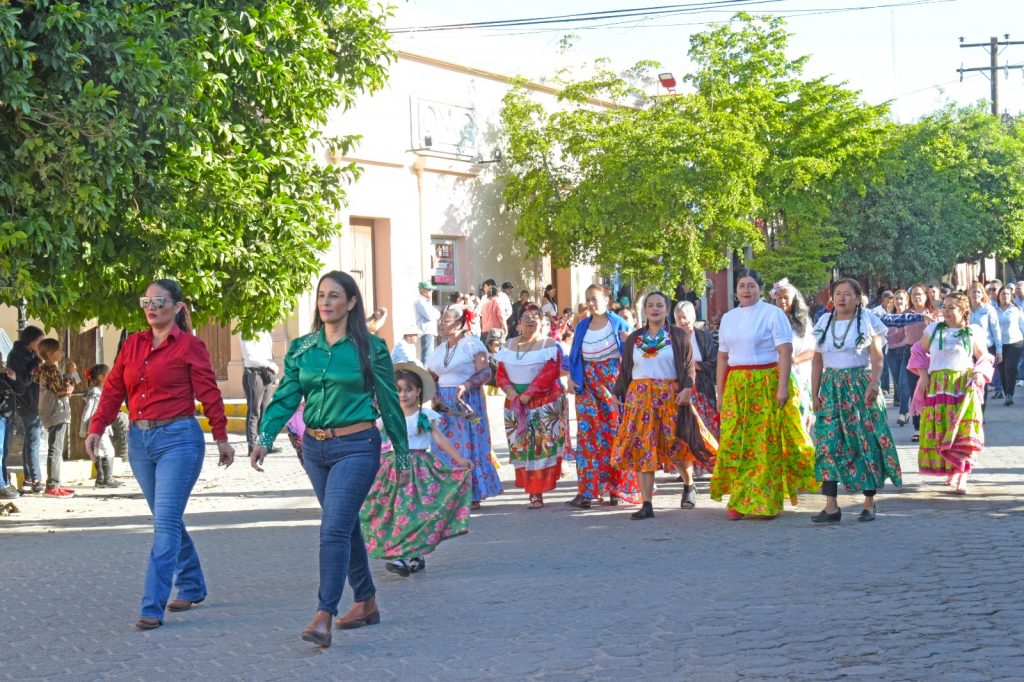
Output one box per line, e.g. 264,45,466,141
388,0,1024,121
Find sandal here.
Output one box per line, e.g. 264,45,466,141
470,501,481,510
385,559,412,577
564,494,591,509
408,557,426,573
911,432,920,442
528,494,544,509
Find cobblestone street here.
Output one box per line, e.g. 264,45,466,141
2,396,1023,681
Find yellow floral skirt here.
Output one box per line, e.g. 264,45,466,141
710,366,816,515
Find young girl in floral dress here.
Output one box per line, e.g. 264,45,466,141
361,363,473,577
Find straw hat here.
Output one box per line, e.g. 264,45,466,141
393,362,436,402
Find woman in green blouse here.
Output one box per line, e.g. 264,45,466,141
250,271,408,648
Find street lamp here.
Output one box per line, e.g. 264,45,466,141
658,72,676,93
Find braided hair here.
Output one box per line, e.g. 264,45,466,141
818,278,866,349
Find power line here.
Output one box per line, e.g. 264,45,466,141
392,0,957,37
389,1,774,33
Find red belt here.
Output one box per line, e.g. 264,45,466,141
726,362,778,377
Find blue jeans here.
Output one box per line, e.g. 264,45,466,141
888,346,911,414
419,334,435,364
0,416,9,487
128,419,207,620
19,414,42,484
301,428,381,616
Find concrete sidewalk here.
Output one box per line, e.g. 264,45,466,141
1,395,1022,680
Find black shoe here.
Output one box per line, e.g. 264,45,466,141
858,505,876,522
680,485,696,509
811,509,842,523
408,557,426,573
631,503,654,520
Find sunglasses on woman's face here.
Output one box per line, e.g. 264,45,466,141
139,297,168,310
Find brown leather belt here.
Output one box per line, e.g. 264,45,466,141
306,421,375,441
132,415,194,430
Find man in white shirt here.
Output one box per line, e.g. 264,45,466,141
239,331,279,454
413,281,440,363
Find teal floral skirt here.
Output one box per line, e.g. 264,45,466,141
814,367,902,493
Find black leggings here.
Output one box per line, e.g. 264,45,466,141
821,481,875,497
1002,342,1023,399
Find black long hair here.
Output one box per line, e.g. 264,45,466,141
820,277,864,346
313,271,374,390
543,284,556,306
152,279,192,332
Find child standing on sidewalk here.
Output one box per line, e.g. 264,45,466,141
80,365,122,488
32,338,79,498
361,363,473,577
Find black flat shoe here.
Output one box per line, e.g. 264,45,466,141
631,504,654,520
811,509,842,524
858,505,876,522
408,557,426,573
680,485,696,509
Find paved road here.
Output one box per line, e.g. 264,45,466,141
2,394,1023,681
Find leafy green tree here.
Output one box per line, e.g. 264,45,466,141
500,63,764,289
834,105,1024,286
1,1,391,334
499,14,889,294
685,14,890,293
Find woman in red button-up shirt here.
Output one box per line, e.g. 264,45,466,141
86,279,234,630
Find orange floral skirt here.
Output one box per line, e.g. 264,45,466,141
610,379,719,473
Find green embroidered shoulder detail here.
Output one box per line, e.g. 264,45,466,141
291,332,320,358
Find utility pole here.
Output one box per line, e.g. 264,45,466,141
958,35,1024,116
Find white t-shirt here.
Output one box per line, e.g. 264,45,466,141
426,335,487,386
791,325,816,387
631,337,676,380
405,407,441,450
390,340,419,365
813,312,887,369
496,343,560,385
542,301,557,318
582,324,620,362
925,323,981,373
690,331,702,363
718,301,793,366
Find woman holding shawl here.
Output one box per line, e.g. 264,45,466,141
610,291,717,520
496,304,567,509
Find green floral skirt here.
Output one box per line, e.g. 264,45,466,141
814,367,902,492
